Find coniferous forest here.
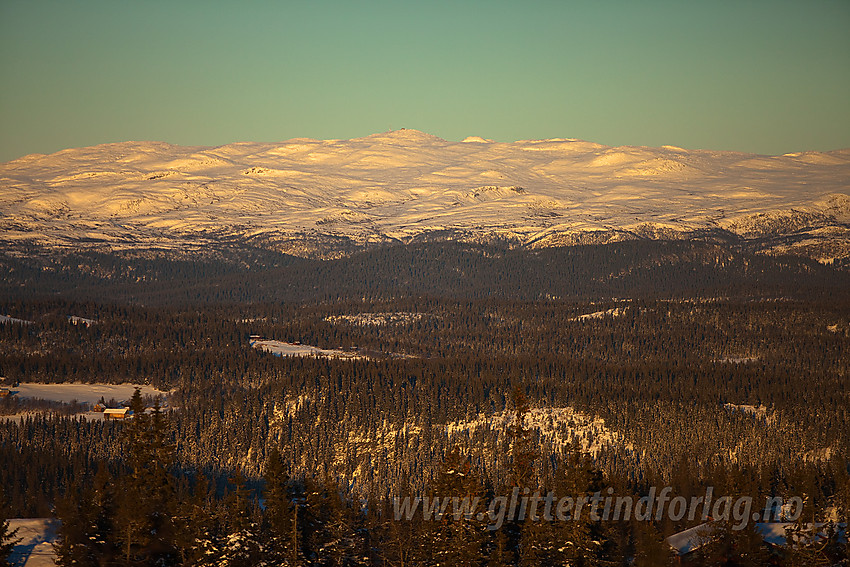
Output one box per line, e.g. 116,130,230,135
0,241,848,565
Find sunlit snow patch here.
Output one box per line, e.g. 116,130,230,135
7,518,59,567
324,312,426,326
250,337,365,359
447,406,630,456
571,307,627,321
11,382,168,405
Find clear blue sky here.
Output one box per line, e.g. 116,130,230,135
1,0,848,161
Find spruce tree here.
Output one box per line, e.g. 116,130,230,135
54,476,110,567
631,520,674,567
263,447,293,561
179,473,222,567
551,444,606,566
507,387,536,490
376,492,420,567
0,487,19,567
220,472,264,567
500,386,538,565
316,478,368,566
116,389,180,565
428,445,485,566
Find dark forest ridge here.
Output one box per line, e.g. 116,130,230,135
2,241,849,306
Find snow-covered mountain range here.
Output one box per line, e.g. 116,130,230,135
2,129,849,260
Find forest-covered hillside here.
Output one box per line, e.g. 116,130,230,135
1,240,848,304
0,241,848,565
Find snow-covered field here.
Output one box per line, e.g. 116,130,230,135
250,338,364,360
10,382,169,405
1,129,848,259
6,518,59,567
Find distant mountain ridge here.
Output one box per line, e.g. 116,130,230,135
1,129,848,261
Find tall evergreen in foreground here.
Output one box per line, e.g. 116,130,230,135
54,389,183,567
53,464,120,566
263,447,295,563
0,488,19,567
427,445,486,565
117,390,181,565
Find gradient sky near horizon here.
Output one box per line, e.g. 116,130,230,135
1,0,849,162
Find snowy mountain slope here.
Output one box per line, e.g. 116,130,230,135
1,130,848,260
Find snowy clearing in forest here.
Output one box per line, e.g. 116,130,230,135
250,337,366,359
571,307,627,321
7,518,59,567
10,382,169,405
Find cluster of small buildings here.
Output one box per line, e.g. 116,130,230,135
0,376,16,398
92,402,133,420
